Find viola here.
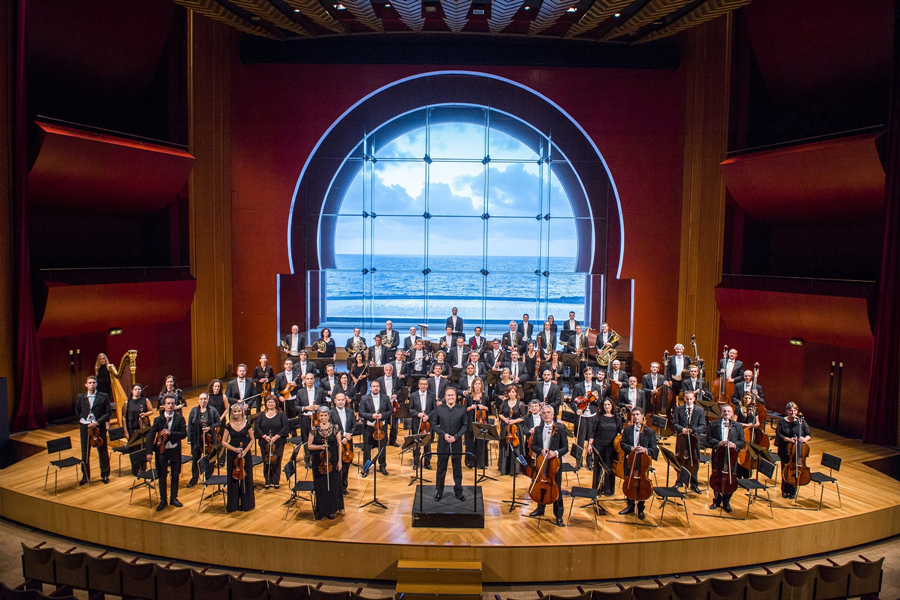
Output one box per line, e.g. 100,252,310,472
649,350,677,438
506,422,519,448
372,413,386,441
264,431,278,465
528,423,561,505
279,377,299,401
156,430,169,454
89,425,103,448
709,444,739,497
341,439,354,463
476,405,487,424
318,450,334,474
522,429,536,478
622,428,653,502
419,419,431,434
392,397,400,416
233,443,246,480
202,430,213,454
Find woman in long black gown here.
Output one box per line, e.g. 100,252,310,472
497,386,526,476
588,398,623,496
350,353,368,399
308,406,344,520
222,405,255,512
123,384,155,475
254,395,290,488
464,377,491,469
317,328,337,358
333,372,357,411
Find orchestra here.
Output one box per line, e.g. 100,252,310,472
107,310,817,527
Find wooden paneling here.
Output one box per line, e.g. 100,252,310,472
188,13,233,383
677,17,731,362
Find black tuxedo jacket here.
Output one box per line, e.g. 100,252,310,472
367,345,389,366
432,402,468,449
617,388,648,413
446,315,464,333
447,347,470,369
501,332,526,355
599,332,619,349
294,360,316,379
75,391,111,426
565,334,586,355
379,329,400,349
607,369,629,385
403,335,422,351
329,406,357,436
296,386,327,417
273,370,301,398
707,419,746,451
456,375,485,394
501,359,529,383
359,393,390,422
620,424,659,474
225,378,253,403
144,411,187,454
718,358,745,380
673,404,707,435
534,381,562,408
281,333,306,354
732,381,765,405
409,389,436,419
573,380,609,403
522,412,544,436
641,373,666,391
428,376,450,399
345,336,367,353
376,374,401,399
516,321,535,341
530,422,569,457
390,360,408,379
536,330,557,355
469,336,486,353
560,320,579,343
187,406,220,446
667,354,693,380
485,348,504,369
320,374,339,397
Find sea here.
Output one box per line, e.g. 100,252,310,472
323,254,586,332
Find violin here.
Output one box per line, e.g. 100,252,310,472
622,424,653,502
783,413,811,487
528,423,561,505
709,422,739,497
279,376,299,401
318,450,334,474
341,438,354,463
89,425,103,448
264,430,278,465
574,390,599,412
475,404,487,424
419,419,431,435
392,397,400,416
522,428,536,478
156,430,169,454
202,430,212,455
506,422,519,448
372,412,385,441
233,442,246,480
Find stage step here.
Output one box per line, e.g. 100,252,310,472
395,560,482,600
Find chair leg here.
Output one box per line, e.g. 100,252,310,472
818,483,825,511
657,500,667,528
44,465,50,492
198,484,206,514
765,489,774,519
835,482,842,508
682,499,690,529
566,496,575,526
284,494,294,520
129,479,136,505
745,491,753,520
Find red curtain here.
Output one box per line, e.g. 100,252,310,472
864,4,900,446
10,0,44,431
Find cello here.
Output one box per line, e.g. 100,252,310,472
782,413,811,488
736,391,770,472
709,422,739,500
712,346,735,407
621,423,653,504
649,351,677,438
674,404,700,480
528,423,561,506
751,362,767,426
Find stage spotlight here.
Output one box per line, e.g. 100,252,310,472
790,338,804,346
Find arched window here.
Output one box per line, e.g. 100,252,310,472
324,105,589,332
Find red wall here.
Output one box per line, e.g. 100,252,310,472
230,63,686,377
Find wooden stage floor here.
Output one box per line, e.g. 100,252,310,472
1,419,899,583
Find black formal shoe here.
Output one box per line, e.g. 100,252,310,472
389,442,400,447
434,492,443,501
637,509,645,520
528,509,545,517
379,467,389,476
723,503,732,513
171,499,183,508
619,506,635,516
455,491,466,501
690,485,702,494
186,480,197,489
156,501,168,511
424,462,432,470
343,489,349,496
556,517,565,527
102,477,110,484
709,502,720,510
326,513,336,520
79,477,88,486
782,492,789,498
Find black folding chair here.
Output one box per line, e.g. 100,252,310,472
128,449,158,507
810,452,842,510
736,459,776,519
283,460,316,519
653,466,692,528
107,426,128,476
197,455,227,513
44,437,85,495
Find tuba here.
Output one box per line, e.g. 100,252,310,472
598,331,621,366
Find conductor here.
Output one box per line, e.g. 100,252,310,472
432,387,468,501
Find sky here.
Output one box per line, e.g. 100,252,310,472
334,122,583,257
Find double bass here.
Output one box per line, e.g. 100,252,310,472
621,423,653,504
528,423,561,506
712,346,735,407
709,423,739,499
649,351,676,438
782,413,811,488
674,406,700,480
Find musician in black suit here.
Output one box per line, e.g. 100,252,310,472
186,392,220,487
607,360,629,387
672,391,706,493
617,377,648,414
345,327,367,355
406,338,431,385
144,394,187,510
252,354,276,397
329,392,356,494
428,364,451,400
469,326,486,354
408,377,436,469
380,321,400,350
598,322,619,352
564,324,585,355
390,349,408,386
466,352,488,379
521,400,543,436
446,307,464,334
666,344,692,394
296,372,326,465
537,321,557,360
273,359,301,423
225,364,255,410
681,364,704,396
717,348,744,382
731,370,765,405
377,363,402,446
516,314,535,341
320,363,339,401
571,367,602,468
485,340,504,371
502,349,529,386
534,368,562,409
641,362,666,395
293,351,316,380
367,336,390,367
560,311,579,344
75,376,112,485
501,321,525,357
457,363,484,395
431,387,468,501
528,404,569,526
706,403,745,512
359,381,389,475
618,407,659,519
281,325,306,363
403,326,421,351
448,337,469,373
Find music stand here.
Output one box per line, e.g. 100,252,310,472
651,415,669,445
659,446,683,486
472,422,500,483
696,398,721,421
315,358,334,374
588,448,617,514
450,366,464,384
503,453,531,512
368,366,385,382
402,433,432,486
359,444,388,510
560,353,580,382
486,369,501,388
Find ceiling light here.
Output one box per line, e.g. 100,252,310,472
566,6,577,11
614,12,620,17
790,338,804,346
335,3,346,8
294,8,300,11
524,5,530,9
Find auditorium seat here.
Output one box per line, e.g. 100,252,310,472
815,560,851,600
268,581,311,600
746,570,783,600
633,581,673,600
48,549,87,591
192,568,229,600
781,565,818,600
309,586,351,600
672,577,710,600
154,564,192,600
117,558,156,600
708,573,748,600
591,586,635,600
20,544,53,589
84,553,122,597
227,574,269,600
848,556,884,598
